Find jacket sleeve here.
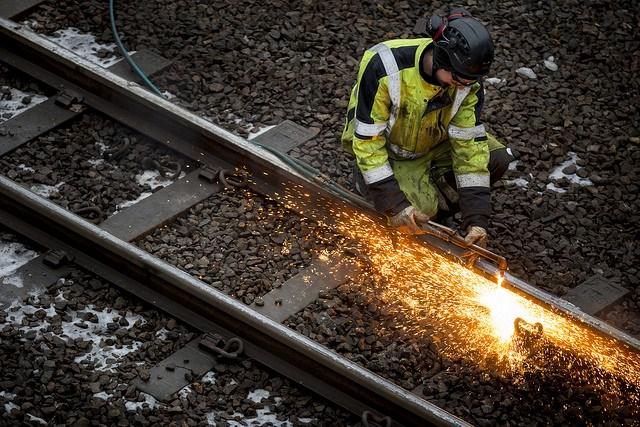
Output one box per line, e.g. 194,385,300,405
352,54,409,216
448,84,491,229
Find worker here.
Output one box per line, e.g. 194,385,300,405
341,7,515,246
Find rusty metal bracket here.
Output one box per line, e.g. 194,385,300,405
218,169,248,189
198,166,221,183
72,206,103,224
54,89,84,110
198,166,248,189
514,317,544,339
198,333,244,360
362,410,392,427
42,249,74,268
513,317,545,354
103,138,130,160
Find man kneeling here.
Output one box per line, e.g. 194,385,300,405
342,7,515,246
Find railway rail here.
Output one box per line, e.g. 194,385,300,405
1,10,639,426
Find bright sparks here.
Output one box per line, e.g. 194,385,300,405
478,286,529,343
267,182,640,408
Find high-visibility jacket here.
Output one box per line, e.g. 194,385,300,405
342,38,491,229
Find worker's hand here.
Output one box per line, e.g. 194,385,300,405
389,206,422,234
413,210,431,225
464,226,487,247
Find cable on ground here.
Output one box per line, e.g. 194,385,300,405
108,0,166,98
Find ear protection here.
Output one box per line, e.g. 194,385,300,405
427,7,472,46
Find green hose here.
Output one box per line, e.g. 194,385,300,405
108,0,165,98
108,2,353,204
250,139,366,207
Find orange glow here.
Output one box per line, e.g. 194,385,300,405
496,272,504,287
478,286,531,343
253,182,639,408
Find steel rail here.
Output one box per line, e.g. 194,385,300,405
1,13,639,401
0,19,474,426
0,175,469,427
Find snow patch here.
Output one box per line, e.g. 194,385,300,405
17,164,35,173
546,182,567,193
2,273,26,288
0,391,16,400
206,412,217,425
504,178,529,188
0,87,47,123
3,302,53,330
136,170,179,190
44,27,121,68
155,327,169,340
93,392,113,401
206,390,315,426
0,241,39,288
178,385,192,399
3,295,146,371
2,390,20,415
88,158,105,167
114,169,185,212
95,141,110,154
0,242,38,278
225,407,294,427
125,392,162,412
4,402,19,413
247,389,270,403
201,371,216,384
162,91,176,100
548,152,592,186
68,308,146,370
116,192,153,211
29,182,65,198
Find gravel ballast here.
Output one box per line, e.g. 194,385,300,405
21,0,639,299
0,231,354,426
137,188,345,305
0,1,638,425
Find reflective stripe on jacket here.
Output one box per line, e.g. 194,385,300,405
341,38,491,226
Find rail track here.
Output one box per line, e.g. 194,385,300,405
1,9,639,427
